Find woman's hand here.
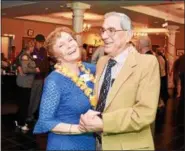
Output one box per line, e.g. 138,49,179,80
74,124,87,134
52,124,86,135
69,124,87,134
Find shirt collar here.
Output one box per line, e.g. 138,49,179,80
113,46,131,65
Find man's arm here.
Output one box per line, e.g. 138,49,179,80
36,48,49,73
103,57,160,134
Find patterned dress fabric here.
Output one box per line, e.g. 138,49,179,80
33,62,96,150
96,59,117,112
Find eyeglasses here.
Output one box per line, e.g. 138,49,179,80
99,27,127,37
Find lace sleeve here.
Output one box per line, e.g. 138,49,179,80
33,79,61,134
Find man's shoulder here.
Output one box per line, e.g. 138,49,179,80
135,53,158,68
138,52,157,62
97,56,109,65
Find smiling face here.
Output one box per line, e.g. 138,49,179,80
101,15,131,57
53,32,80,63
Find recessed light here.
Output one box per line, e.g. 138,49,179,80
176,7,184,10
60,5,64,8
45,8,48,10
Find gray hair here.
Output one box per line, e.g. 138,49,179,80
104,12,133,31
138,36,151,48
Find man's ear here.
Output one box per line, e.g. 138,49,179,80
126,30,133,43
128,31,134,42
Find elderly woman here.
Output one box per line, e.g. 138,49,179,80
15,41,39,131
33,27,96,150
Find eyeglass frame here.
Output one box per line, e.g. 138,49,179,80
99,27,127,37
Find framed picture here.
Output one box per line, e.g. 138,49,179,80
176,49,184,56
22,37,34,49
27,29,34,37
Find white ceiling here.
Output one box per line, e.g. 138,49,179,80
1,1,37,9
122,1,184,24
2,1,184,28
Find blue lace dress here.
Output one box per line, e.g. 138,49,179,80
33,62,96,150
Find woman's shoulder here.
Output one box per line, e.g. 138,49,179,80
82,62,96,74
45,71,65,83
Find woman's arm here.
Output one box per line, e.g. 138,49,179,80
52,123,82,134
33,78,84,135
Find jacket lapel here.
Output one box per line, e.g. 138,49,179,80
104,49,138,111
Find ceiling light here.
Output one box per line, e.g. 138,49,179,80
45,8,48,10
176,4,184,10
176,7,184,10
52,12,103,21
60,5,64,8
162,22,168,28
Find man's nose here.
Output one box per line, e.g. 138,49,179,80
101,30,109,41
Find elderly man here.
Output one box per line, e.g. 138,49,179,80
137,37,163,137
137,36,155,55
79,12,160,150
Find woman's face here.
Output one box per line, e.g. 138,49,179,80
53,32,80,63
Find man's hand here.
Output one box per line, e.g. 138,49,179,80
79,110,103,132
79,110,100,132
83,109,100,119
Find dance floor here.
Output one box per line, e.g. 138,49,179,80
1,98,184,150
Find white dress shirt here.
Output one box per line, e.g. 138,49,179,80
98,46,132,105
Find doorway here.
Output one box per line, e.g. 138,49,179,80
1,36,10,58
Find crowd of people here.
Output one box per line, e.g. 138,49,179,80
2,11,184,151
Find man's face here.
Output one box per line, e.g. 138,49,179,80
100,15,131,57
34,40,44,49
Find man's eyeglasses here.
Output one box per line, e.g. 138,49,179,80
99,27,127,37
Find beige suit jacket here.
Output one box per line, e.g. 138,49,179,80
95,48,160,150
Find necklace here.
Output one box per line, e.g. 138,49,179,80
54,61,97,107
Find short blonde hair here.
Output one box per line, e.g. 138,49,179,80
45,26,76,57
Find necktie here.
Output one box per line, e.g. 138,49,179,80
96,59,117,112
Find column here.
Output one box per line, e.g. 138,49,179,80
166,25,179,93
67,2,90,46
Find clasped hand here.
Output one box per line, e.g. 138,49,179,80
78,109,103,133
